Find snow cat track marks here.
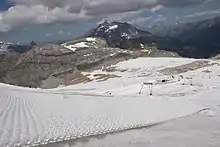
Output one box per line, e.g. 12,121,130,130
9,97,22,146
15,97,23,146
0,96,12,144
30,98,47,144
0,88,206,146
0,96,16,146
0,96,10,120
20,95,30,146
26,98,42,145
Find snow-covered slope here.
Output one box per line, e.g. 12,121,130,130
0,57,220,147
61,37,107,51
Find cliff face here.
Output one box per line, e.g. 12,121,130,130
0,44,78,88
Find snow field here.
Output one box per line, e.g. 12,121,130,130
114,57,198,71
0,86,206,147
0,57,220,146
63,58,220,98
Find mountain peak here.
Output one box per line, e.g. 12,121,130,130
85,21,153,49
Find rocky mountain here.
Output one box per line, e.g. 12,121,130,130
87,21,200,58
0,37,178,88
0,38,135,88
86,19,220,58
85,21,157,49
175,17,220,58
1,17,220,88
0,44,78,88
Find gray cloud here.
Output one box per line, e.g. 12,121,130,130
159,0,205,7
10,0,206,13
185,9,220,18
97,10,145,23
0,4,89,32
128,16,152,25
0,0,208,32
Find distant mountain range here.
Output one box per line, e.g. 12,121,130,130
2,16,220,88
175,17,220,58
1,15,220,89
85,17,220,58
2,16,220,59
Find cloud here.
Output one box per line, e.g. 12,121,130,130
58,30,63,35
150,5,164,12
158,0,205,7
153,15,167,23
0,4,89,32
185,9,220,18
0,0,208,32
128,17,152,25
97,10,145,24
45,33,53,37
9,0,207,10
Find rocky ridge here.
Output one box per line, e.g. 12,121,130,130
0,36,178,88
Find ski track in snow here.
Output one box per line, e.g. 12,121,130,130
0,87,207,147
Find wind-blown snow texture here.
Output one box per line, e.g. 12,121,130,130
0,57,220,147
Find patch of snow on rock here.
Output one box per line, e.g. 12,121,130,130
62,44,77,51
110,53,117,57
105,25,118,33
121,33,131,39
86,37,97,42
72,42,89,48
62,42,89,51
84,53,93,57
109,25,118,30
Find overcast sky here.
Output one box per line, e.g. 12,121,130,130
0,0,219,44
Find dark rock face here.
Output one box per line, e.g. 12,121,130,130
85,19,220,58
148,17,220,58
85,21,154,49
175,17,220,58
84,21,186,57
0,44,77,88
0,53,21,77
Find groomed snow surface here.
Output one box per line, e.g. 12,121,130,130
1,57,220,147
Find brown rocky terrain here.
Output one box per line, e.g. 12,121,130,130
0,44,77,88
0,37,179,88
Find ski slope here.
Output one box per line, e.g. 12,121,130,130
0,57,220,147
